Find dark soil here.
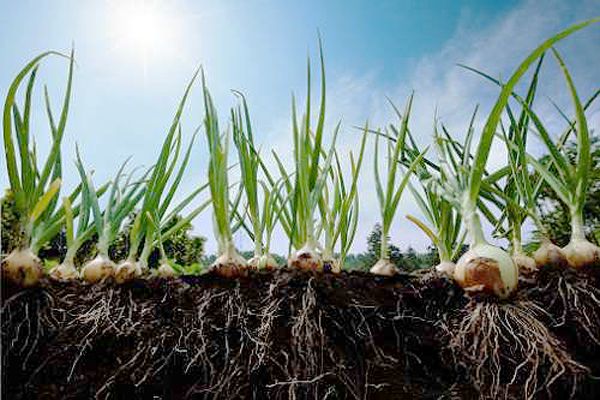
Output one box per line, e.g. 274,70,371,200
2,266,600,400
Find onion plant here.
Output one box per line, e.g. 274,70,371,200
462,61,600,271
525,48,600,269
434,19,598,298
460,57,572,273
1,50,74,287
146,192,211,278
498,62,544,273
202,73,248,277
48,155,107,280
371,95,427,276
430,116,517,296
317,128,367,272
144,212,207,278
403,130,465,277
76,149,146,283
458,59,546,275
118,71,206,281
232,92,281,270
282,44,340,272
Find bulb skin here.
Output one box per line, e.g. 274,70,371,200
210,252,248,278
156,263,177,278
533,242,568,268
562,239,600,269
248,254,278,270
435,261,456,277
114,260,143,284
1,248,43,287
513,254,537,275
288,244,323,272
323,258,341,274
81,255,116,284
49,261,79,281
370,259,399,276
453,244,518,299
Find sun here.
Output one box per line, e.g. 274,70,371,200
107,0,183,75
127,8,161,50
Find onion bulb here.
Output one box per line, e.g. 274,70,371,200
370,259,399,276
211,251,248,278
512,253,537,275
114,260,143,284
156,262,177,278
453,244,518,299
323,258,341,274
288,243,323,272
562,239,600,269
81,255,116,283
49,260,79,281
1,248,43,287
533,241,568,268
435,261,456,277
248,254,278,271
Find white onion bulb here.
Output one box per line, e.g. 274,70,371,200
81,255,116,283
49,260,79,281
1,248,43,287
370,259,399,276
288,243,323,272
453,244,518,299
562,239,600,269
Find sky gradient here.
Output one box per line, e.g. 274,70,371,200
1,0,599,255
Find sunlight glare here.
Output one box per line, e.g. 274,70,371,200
107,0,185,76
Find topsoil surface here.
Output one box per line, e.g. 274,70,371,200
1,265,600,400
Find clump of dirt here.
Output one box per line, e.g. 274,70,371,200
2,267,599,399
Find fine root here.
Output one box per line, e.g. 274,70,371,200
1,289,56,371
445,300,588,400
287,277,328,399
535,273,600,347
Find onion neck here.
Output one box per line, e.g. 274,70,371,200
223,240,239,259
511,230,524,256
63,243,79,265
464,205,487,248
251,214,263,257
253,237,263,259
322,245,333,261
139,237,153,268
97,225,112,258
299,214,320,254
437,246,451,263
380,225,389,261
23,220,34,250
570,208,586,242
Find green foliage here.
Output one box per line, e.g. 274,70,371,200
281,38,339,252
2,50,77,254
534,138,600,247
202,72,238,256
129,70,202,266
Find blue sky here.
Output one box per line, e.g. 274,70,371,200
1,0,600,255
